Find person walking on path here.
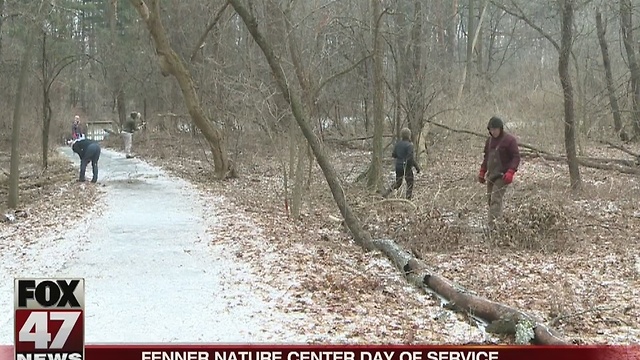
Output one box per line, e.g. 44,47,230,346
477,116,521,232
121,111,141,158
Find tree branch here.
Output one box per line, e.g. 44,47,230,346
600,139,640,158
46,54,95,93
313,54,372,100
424,118,553,155
491,0,560,51
189,0,230,63
130,0,150,21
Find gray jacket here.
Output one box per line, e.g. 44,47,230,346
392,140,420,172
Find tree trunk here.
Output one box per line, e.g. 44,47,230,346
108,0,127,128
394,53,402,141
446,0,457,65
129,0,230,179
229,0,375,251
367,0,384,192
372,238,568,345
596,11,628,141
464,0,476,92
0,0,5,59
291,140,306,219
42,95,52,169
285,5,316,219
41,30,51,169
407,1,425,162
457,0,488,102
9,4,41,208
620,0,640,137
116,88,126,127
476,6,484,75
558,0,581,191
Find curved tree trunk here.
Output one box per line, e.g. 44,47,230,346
229,0,375,251
558,0,581,191
129,0,230,179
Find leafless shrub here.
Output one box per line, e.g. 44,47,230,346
495,195,576,252
382,207,472,254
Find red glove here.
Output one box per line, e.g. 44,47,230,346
478,168,486,184
503,169,515,184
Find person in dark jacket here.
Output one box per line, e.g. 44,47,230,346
477,116,520,231
71,138,101,183
382,128,421,199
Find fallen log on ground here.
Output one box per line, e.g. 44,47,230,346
521,151,640,175
325,134,395,143
371,238,569,345
426,120,640,174
521,150,639,166
425,120,553,155
599,140,640,158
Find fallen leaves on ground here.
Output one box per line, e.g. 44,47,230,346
111,133,498,344
105,131,640,344
0,149,103,264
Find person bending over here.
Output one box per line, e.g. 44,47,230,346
72,138,101,183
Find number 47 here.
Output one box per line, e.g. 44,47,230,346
19,311,81,349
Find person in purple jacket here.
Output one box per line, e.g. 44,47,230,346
477,116,520,231
72,115,83,140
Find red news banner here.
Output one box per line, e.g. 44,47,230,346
1,344,635,360
6,278,639,360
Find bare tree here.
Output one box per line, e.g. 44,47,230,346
284,3,314,219
558,0,581,190
458,0,488,100
129,0,232,179
39,30,90,169
8,0,46,208
228,0,375,251
0,0,5,59
367,0,385,192
495,0,582,190
619,0,640,137
107,0,127,127
596,10,627,142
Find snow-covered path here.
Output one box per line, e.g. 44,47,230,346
0,147,308,344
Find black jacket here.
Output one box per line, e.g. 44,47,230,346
392,140,420,172
72,139,99,159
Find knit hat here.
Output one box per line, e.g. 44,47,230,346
487,116,504,130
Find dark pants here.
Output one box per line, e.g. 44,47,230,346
80,143,101,183
391,165,414,199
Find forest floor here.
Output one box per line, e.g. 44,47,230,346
2,123,639,344
0,138,492,345
0,142,101,254
103,126,640,345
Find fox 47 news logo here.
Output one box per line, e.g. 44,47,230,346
14,279,85,360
